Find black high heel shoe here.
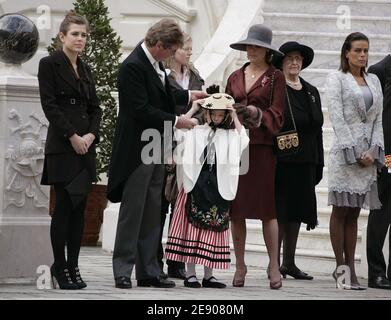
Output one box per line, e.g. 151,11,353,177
50,265,79,290
68,266,87,289
280,265,313,280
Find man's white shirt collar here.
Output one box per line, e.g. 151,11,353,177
140,41,186,126
141,41,157,67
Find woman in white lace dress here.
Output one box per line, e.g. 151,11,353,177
325,32,384,289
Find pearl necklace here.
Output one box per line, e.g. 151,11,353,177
286,79,301,89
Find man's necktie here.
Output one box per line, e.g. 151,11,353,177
154,61,165,86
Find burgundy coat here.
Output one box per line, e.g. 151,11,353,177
226,63,286,145
226,63,286,219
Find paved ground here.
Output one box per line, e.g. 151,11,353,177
1,247,391,301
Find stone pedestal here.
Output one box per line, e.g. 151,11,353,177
102,203,119,253
102,202,170,253
0,65,52,281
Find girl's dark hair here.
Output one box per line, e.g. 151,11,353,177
206,110,232,130
339,32,369,75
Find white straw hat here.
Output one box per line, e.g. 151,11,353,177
201,93,235,110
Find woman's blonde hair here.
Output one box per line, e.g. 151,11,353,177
164,33,196,80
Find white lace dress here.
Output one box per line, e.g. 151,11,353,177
325,71,384,209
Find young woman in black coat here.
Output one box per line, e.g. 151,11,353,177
38,11,102,289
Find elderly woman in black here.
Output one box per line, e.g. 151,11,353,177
272,42,324,280
38,11,102,289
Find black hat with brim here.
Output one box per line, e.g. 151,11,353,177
272,41,314,70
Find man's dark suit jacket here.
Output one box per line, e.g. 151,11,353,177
107,43,188,203
368,54,391,199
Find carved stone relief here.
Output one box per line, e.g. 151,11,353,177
4,109,48,209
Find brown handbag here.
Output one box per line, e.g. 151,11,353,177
268,73,299,157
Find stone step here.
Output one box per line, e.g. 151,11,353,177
300,68,334,88
263,12,391,34
300,65,387,88
317,206,369,228
318,167,329,188
238,50,385,71
311,50,385,69
299,67,384,90
316,186,331,208
322,127,334,152
164,222,367,274
322,105,332,128
314,185,375,215
237,217,363,274
324,146,331,168
231,243,361,275
317,207,332,228
263,0,391,16
245,220,361,252
273,31,391,52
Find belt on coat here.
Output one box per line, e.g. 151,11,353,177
57,97,83,105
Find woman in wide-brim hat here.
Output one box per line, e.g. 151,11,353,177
272,41,324,281
225,24,286,290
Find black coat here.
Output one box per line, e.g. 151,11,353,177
38,50,102,184
277,78,324,183
107,43,188,203
368,55,391,200
167,67,204,115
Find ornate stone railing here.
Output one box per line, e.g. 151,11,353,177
194,0,265,87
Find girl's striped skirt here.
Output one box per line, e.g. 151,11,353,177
165,189,231,269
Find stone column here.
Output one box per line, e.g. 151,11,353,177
0,65,52,281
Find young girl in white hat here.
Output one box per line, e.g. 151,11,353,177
165,94,249,288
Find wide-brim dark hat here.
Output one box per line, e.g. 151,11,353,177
272,41,314,70
230,24,283,56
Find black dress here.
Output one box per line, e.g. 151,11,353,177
275,79,324,230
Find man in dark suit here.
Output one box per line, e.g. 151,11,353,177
367,55,391,290
107,19,207,289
